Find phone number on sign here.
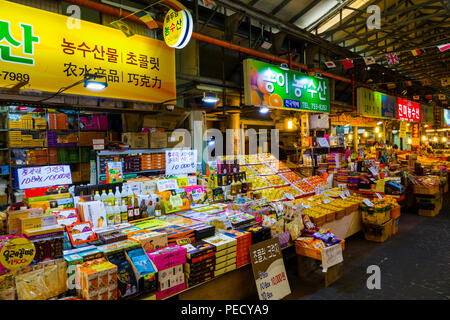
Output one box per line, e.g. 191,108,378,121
2,71,30,82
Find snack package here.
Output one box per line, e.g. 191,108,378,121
286,216,304,240
0,273,15,300
15,269,48,300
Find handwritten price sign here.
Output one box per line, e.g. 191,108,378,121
165,150,197,175
17,165,72,190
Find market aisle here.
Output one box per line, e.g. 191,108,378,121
285,192,450,300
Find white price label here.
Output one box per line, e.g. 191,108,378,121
323,198,331,204
302,203,311,209
375,193,383,200
345,190,351,197
156,179,179,192
363,198,374,207
339,193,347,199
321,243,343,269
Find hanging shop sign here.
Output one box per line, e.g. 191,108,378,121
163,9,193,49
0,237,35,270
434,107,443,127
243,59,330,113
420,104,434,125
249,238,291,300
356,87,396,118
165,149,197,175
0,1,175,103
17,165,72,190
397,98,421,122
444,109,450,127
411,123,420,146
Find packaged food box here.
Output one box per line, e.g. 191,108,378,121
155,282,186,300
147,245,187,270
203,234,237,251
214,264,236,277
181,240,216,260
128,230,168,252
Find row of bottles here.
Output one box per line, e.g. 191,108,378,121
94,184,163,226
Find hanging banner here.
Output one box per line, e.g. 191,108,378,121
421,105,434,124
17,165,72,190
411,123,420,146
397,98,421,122
243,59,330,113
399,121,407,138
356,87,396,118
249,238,291,300
0,1,175,103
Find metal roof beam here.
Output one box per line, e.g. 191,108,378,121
271,0,292,16
288,0,322,24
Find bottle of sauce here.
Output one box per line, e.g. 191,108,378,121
154,197,162,217
140,199,149,219
133,194,141,220
121,200,128,223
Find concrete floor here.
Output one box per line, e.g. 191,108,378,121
284,191,450,300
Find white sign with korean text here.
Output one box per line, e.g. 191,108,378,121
166,149,197,175
250,238,291,300
17,165,72,189
321,243,343,270
156,179,179,192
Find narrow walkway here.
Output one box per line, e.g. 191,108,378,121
285,191,450,300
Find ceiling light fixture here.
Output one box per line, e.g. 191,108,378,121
260,106,270,114
202,92,219,104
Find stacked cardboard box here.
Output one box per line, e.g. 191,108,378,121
128,230,168,252
204,234,237,277
222,229,251,267
181,241,216,287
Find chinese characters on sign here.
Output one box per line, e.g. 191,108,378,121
250,238,291,300
0,1,175,103
17,165,72,190
165,150,197,175
320,243,343,270
397,98,421,122
244,59,330,113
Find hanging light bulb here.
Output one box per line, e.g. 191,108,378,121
378,133,382,138
442,137,447,143
422,135,427,141
432,136,438,142
363,131,368,137
348,134,353,140
407,138,412,144
375,127,380,133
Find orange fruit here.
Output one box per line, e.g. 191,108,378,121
269,93,283,107
251,90,262,104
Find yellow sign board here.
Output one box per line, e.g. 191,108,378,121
0,0,176,103
0,237,35,270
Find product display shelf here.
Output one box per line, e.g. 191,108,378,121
3,105,110,201
96,148,170,183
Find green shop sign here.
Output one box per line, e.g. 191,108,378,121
243,59,330,113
